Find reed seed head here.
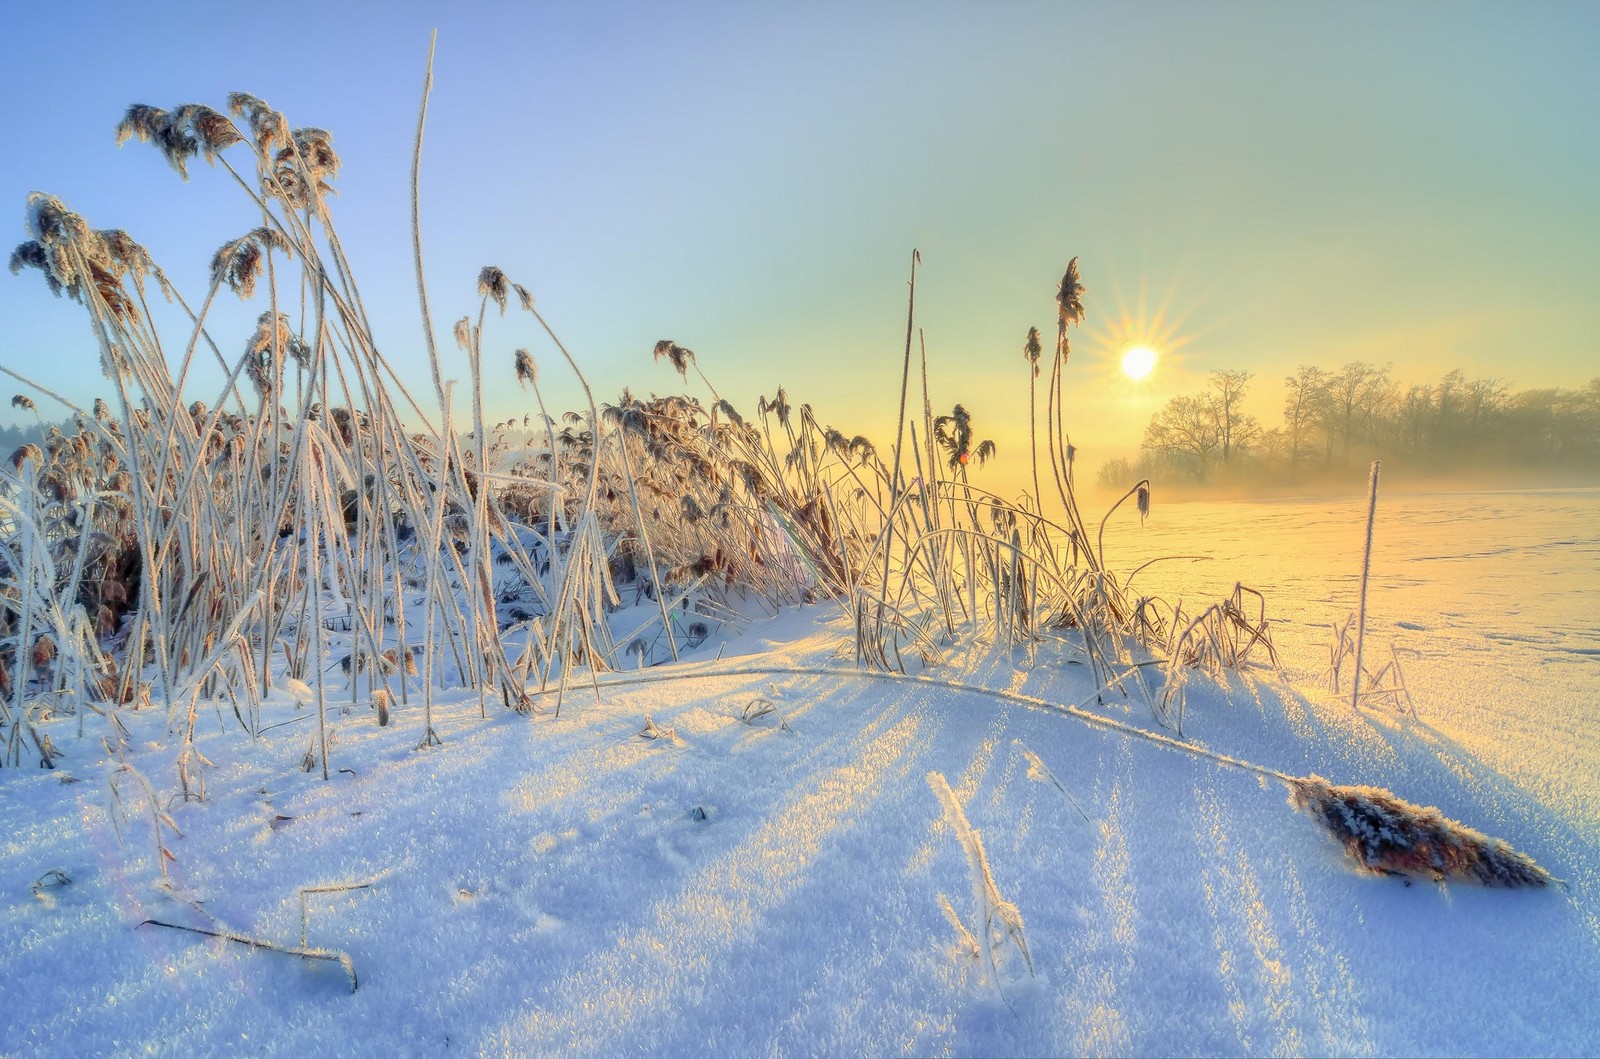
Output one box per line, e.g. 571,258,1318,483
11,195,145,325
8,241,54,293
244,311,310,393
211,227,291,300
290,127,340,181
114,104,163,148
772,387,792,428
115,104,198,179
514,348,536,387
9,443,42,469
96,229,154,285
269,129,340,208
652,340,696,380
477,266,510,314
1289,775,1552,887
1056,257,1086,331
176,104,244,161
227,93,291,154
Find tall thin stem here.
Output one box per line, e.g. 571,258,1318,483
1351,459,1381,711
888,249,919,503
411,30,444,411
870,249,920,668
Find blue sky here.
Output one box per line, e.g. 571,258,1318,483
2,1,1596,491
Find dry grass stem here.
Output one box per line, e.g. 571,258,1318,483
137,918,358,991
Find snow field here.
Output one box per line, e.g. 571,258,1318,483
3,610,1597,1056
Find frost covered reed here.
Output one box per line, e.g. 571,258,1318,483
4,80,614,772
928,770,1033,994
2,63,1283,800
1352,459,1381,710
7,90,1253,786
1289,775,1552,887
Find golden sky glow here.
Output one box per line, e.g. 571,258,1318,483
2,3,1595,505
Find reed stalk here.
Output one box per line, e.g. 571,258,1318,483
1351,459,1380,712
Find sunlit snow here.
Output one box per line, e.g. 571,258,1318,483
3,490,1598,1056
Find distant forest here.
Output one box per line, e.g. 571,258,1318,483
1098,363,1600,492
0,418,51,454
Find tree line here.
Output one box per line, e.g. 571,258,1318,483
1098,363,1600,489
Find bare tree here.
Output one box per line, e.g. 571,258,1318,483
1142,394,1223,481
1394,383,1433,455
1465,376,1509,432
1207,369,1259,467
1432,368,1467,450
1283,365,1329,469
1328,362,1391,468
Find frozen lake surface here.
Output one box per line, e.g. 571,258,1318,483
1106,485,1600,826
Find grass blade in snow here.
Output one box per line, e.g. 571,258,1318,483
137,919,359,991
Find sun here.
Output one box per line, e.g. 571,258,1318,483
1121,345,1158,380
1082,275,1202,389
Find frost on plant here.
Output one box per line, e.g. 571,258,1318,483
1016,740,1091,823
1289,775,1552,888
927,770,1034,992
638,714,682,746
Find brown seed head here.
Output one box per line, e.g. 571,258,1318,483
1024,326,1042,375
9,443,43,469
1056,257,1086,330
514,348,536,387
227,93,291,154
477,266,509,314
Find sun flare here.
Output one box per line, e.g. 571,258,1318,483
1121,345,1158,380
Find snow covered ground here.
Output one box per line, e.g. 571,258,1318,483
1111,486,1600,828
3,490,1598,1056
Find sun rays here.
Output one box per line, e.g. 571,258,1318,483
1082,273,1205,390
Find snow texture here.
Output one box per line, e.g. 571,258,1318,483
4,490,1600,1056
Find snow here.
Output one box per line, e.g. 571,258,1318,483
1111,488,1600,828
4,493,1600,1056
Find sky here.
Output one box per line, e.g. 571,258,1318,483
2,0,1596,497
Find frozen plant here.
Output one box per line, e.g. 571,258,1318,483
1288,774,1553,887
638,714,681,746
1016,741,1091,824
927,770,1034,998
